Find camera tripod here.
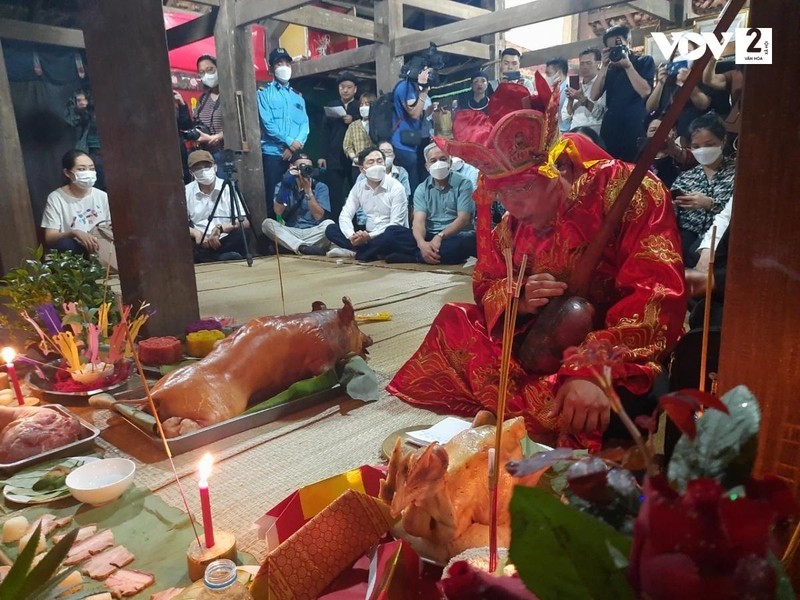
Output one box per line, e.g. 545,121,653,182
199,156,254,267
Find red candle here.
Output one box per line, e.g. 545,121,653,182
198,453,215,548
1,348,24,406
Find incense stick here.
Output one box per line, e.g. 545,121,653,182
117,298,201,548
488,249,527,573
273,228,287,316
699,226,717,392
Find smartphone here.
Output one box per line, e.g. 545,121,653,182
503,71,521,81
569,74,580,90
670,187,686,201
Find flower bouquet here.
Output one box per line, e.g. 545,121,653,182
441,340,798,600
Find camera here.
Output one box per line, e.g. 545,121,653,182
666,60,689,78
298,163,314,178
182,123,211,141
400,42,445,86
609,42,629,63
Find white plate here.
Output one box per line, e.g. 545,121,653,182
3,456,100,505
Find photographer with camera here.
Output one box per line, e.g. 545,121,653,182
590,25,655,162
261,152,335,256
392,45,443,194
647,60,711,147
185,150,252,263
191,56,225,162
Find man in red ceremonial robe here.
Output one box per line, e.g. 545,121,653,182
387,77,686,449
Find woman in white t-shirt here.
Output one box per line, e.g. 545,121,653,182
41,150,111,256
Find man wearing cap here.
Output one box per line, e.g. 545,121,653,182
319,71,361,219
388,80,686,451
185,150,252,262
258,48,309,222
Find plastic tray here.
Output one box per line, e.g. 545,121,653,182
0,405,101,475
113,385,344,455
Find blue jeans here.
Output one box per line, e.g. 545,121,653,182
325,224,414,262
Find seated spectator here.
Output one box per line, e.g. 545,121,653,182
456,70,492,113
354,140,412,199
261,153,334,256
637,115,686,189
646,61,710,146
325,147,409,261
42,150,113,261
450,156,478,191
343,93,377,174
384,143,476,265
562,48,606,135
670,112,734,267
185,150,252,263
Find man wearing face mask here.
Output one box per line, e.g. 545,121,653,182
320,72,361,219
185,150,252,263
449,156,478,191
325,147,409,261
261,152,335,256
382,143,476,265
544,58,570,133
258,48,309,221
669,112,735,266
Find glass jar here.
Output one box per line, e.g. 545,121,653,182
197,559,253,599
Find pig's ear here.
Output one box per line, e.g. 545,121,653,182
339,297,355,324
312,301,327,311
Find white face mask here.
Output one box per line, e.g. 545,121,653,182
194,167,216,186
201,72,218,88
429,160,451,180
274,65,292,83
450,157,464,172
359,105,370,118
72,170,97,189
691,145,723,166
364,165,386,182
383,155,394,170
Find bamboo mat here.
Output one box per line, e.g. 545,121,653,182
98,257,474,561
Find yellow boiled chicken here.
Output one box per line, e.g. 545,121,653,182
379,415,538,564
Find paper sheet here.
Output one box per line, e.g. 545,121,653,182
323,106,347,118
405,417,471,446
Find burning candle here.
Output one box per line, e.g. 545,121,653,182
1,347,25,406
198,453,215,548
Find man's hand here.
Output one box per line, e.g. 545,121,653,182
518,273,568,315
674,193,713,211
695,248,711,273
419,240,440,264
173,91,185,106
343,115,353,125
281,148,293,161
417,68,431,86
289,140,303,152
600,47,611,68
617,55,634,70
207,232,222,250
318,158,327,169
190,229,204,245
566,87,586,102
349,231,371,246
298,174,312,195
656,65,668,85
72,229,99,253
685,268,708,298
550,378,611,435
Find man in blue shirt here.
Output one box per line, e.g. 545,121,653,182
384,142,476,265
391,62,433,195
258,48,310,220
261,153,334,255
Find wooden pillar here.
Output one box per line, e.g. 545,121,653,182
718,1,800,493
483,0,504,80
0,41,37,274
79,0,199,335
374,0,403,95
215,0,266,231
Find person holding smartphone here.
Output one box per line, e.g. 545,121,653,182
562,48,606,136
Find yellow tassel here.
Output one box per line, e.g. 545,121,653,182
53,332,82,371
125,314,150,357
98,303,110,339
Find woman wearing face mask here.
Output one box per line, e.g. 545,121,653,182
670,112,735,267
343,93,377,180
193,55,225,160
41,150,111,257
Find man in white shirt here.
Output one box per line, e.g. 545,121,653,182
562,48,606,135
185,150,252,262
325,147,409,261
491,48,535,93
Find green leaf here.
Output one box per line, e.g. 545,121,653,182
509,486,636,600
668,385,760,492
0,523,43,598
767,552,796,600
18,527,79,599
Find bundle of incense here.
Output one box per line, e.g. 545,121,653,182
489,248,528,573
699,226,717,393
355,312,392,323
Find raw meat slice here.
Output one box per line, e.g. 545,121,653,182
105,569,155,598
65,529,114,565
150,588,184,600
82,545,135,580
54,524,97,544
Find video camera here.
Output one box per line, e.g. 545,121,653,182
400,43,446,86
609,41,629,63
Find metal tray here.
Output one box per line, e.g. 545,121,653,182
0,404,101,475
113,385,344,455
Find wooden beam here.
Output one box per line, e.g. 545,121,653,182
401,0,490,20
268,6,375,40
627,0,672,22
78,0,199,336
394,0,630,56
293,44,377,78
0,18,84,48
0,42,37,275
374,0,403,95
520,29,646,67
166,7,218,50
414,34,491,60
188,0,219,5
215,0,266,231
719,0,800,497
235,0,321,28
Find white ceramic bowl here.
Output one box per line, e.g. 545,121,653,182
66,458,136,506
